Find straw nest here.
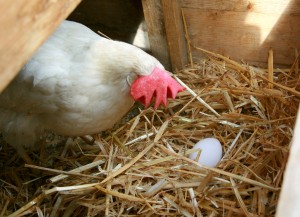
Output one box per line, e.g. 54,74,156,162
1,48,299,216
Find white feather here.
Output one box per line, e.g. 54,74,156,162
0,20,162,148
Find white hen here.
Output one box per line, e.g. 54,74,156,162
0,20,184,162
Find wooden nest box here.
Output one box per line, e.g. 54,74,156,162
0,0,299,216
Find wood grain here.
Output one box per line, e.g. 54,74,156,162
184,7,300,66
157,0,300,68
161,0,187,71
181,0,300,15
142,0,171,70
0,0,82,92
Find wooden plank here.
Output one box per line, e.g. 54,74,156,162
161,0,187,71
159,0,300,67
183,7,300,66
0,0,82,93
142,0,171,70
276,107,300,217
181,0,300,15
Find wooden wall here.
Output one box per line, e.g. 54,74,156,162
142,0,172,70
145,0,300,70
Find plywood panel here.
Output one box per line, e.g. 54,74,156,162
181,0,300,15
184,7,300,65
0,0,81,93
157,0,300,69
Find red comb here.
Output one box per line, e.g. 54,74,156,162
130,67,185,109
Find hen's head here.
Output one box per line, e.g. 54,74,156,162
117,43,186,109
95,39,185,109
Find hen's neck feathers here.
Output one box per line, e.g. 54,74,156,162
90,38,164,79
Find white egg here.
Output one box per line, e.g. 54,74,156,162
189,138,222,167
